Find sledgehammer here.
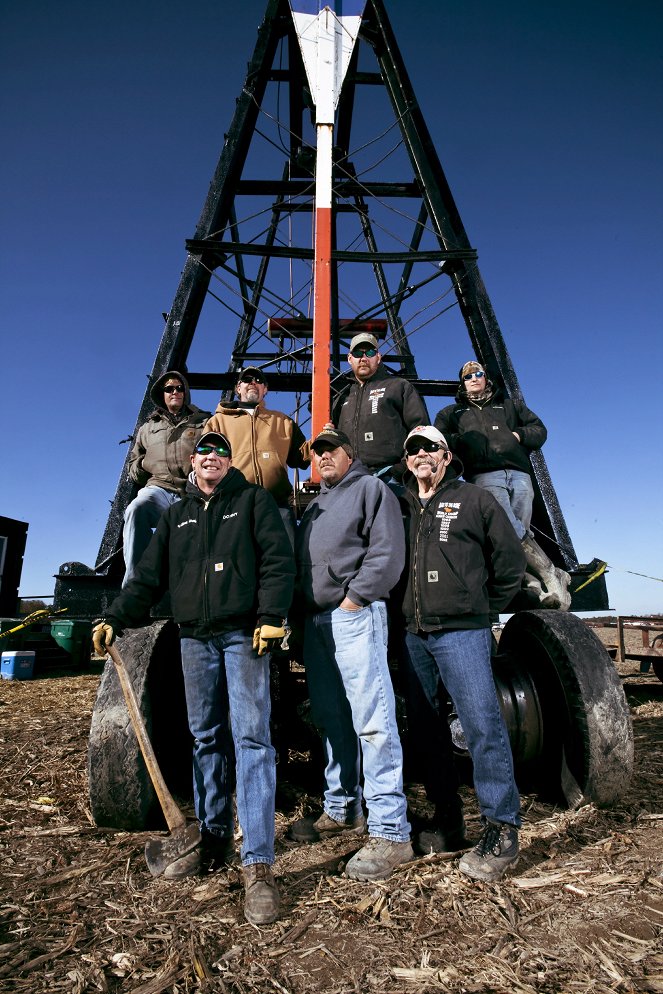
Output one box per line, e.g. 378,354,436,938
107,644,201,876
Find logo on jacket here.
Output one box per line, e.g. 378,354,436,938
369,386,385,414
436,501,461,543
427,571,438,582
364,431,373,441
177,519,198,528
223,512,238,520
214,563,224,572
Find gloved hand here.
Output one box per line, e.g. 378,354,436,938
92,621,115,656
252,623,288,656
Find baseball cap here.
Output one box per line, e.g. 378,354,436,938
311,427,354,456
236,366,267,384
349,332,379,352
403,425,449,451
196,431,233,456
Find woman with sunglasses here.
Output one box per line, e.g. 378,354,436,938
124,370,209,585
434,361,570,609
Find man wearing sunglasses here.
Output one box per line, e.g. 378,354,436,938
290,427,413,880
400,425,525,881
204,366,310,542
434,360,571,610
93,430,294,924
331,333,428,485
123,370,209,584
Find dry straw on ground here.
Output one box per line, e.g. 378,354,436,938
1,625,662,993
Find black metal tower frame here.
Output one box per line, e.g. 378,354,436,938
54,0,608,616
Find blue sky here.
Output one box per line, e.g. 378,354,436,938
1,0,662,614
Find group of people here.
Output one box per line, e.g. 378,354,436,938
92,332,572,925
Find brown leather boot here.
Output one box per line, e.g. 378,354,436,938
243,863,280,925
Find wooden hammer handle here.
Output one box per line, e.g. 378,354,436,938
107,644,186,832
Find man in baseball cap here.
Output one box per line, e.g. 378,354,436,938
204,366,310,544
331,331,428,485
93,416,294,924
290,421,413,880
399,425,525,882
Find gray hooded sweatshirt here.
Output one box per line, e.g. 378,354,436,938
296,460,405,612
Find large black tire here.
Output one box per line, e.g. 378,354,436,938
88,621,191,830
498,610,633,807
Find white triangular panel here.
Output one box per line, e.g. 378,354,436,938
290,3,365,122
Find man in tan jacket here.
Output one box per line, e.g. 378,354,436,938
204,367,310,542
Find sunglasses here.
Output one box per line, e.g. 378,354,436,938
164,384,184,393
463,370,485,381
405,439,447,456
195,445,230,457
350,347,377,358
239,374,265,385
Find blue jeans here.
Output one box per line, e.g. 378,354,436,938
180,632,276,866
123,485,180,585
304,602,410,842
404,628,520,827
469,469,533,541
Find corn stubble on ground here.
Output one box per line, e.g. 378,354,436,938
0,625,662,993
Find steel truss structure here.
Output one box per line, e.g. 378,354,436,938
55,0,608,615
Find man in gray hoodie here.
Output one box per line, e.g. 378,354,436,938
292,427,413,881
123,370,209,584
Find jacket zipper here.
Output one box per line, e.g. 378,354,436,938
201,493,217,625
352,382,365,455
413,504,426,630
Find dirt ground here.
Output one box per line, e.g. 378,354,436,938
1,622,662,994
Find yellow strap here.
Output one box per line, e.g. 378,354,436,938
573,561,607,593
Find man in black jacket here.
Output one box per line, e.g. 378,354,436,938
332,332,428,484
401,425,525,882
435,360,571,609
93,431,294,925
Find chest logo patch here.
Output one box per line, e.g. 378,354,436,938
436,501,461,543
261,452,270,458
427,571,439,582
214,562,224,572
368,386,385,414
364,431,374,441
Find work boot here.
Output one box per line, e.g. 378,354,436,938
163,845,202,880
289,810,367,843
414,802,469,855
345,837,414,881
521,536,572,611
458,820,519,882
243,863,280,925
202,832,235,871
162,832,234,880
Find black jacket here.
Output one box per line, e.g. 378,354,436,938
401,463,525,633
107,467,295,639
333,365,428,470
434,389,546,478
